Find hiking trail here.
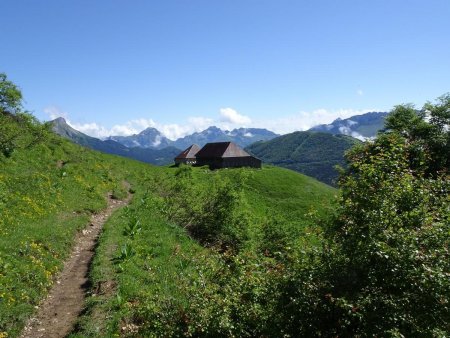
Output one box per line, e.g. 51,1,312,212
20,190,132,338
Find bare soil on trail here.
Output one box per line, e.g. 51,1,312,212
20,192,132,338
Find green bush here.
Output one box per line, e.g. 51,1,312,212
276,96,450,336
157,166,251,252
0,73,50,157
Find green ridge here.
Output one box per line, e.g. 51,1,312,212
246,131,361,185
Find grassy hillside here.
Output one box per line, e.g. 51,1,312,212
1,110,336,336
244,165,335,219
69,165,336,337
246,131,361,185
0,116,154,336
2,75,448,337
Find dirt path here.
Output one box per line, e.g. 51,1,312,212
20,192,132,338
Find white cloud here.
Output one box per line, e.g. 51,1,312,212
338,126,349,134
130,118,157,130
357,89,364,96
219,108,251,125
44,106,69,120
152,135,162,147
338,125,366,141
187,116,214,132
351,132,366,141
252,108,375,135
158,124,191,140
155,117,214,140
70,122,112,138
46,106,253,140
43,105,159,138
45,105,379,141
68,119,158,139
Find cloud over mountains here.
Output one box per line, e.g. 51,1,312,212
45,105,378,140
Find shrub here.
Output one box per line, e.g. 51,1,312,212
158,166,250,253
283,96,450,336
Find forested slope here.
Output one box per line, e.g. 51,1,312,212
246,131,360,185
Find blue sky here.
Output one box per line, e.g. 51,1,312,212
2,0,449,139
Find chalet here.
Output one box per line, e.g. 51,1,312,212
174,144,201,165
195,142,261,169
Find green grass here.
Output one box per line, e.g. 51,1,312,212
0,135,151,337
166,164,336,227
69,187,213,337
69,165,337,337
183,165,337,251
242,165,336,221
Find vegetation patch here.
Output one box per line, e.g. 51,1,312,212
72,94,449,337
70,164,336,337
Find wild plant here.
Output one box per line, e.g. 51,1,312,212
115,242,135,263
122,207,142,239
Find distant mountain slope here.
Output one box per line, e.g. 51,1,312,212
246,131,361,185
173,126,278,149
107,127,172,149
50,118,180,165
309,112,388,139
63,121,278,150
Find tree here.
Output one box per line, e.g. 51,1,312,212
0,73,22,115
277,95,449,336
385,94,449,177
318,95,450,336
0,73,49,157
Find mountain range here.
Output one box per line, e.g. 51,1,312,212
50,110,388,185
108,126,279,150
51,117,180,165
309,111,388,139
106,111,388,150
52,118,282,167
108,127,173,149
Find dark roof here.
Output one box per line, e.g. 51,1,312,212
175,144,200,159
195,142,251,158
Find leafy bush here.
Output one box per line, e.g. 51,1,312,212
157,166,251,252
0,74,50,157
276,95,450,336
